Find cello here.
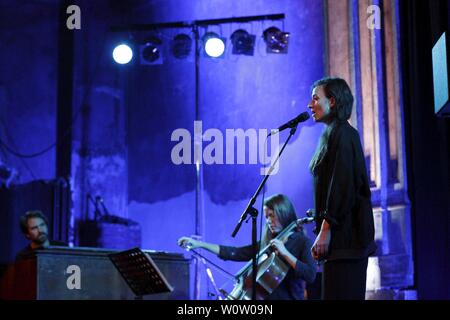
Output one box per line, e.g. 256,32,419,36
225,216,314,300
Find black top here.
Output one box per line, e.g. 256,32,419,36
219,231,316,300
15,240,68,261
312,121,377,260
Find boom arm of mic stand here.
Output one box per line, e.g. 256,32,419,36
229,124,299,300
231,125,298,238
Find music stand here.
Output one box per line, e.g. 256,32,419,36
109,247,173,299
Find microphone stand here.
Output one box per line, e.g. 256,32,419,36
87,194,102,221
231,123,300,300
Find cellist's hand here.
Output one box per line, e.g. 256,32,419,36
177,236,201,250
270,239,298,269
178,237,220,255
270,239,289,257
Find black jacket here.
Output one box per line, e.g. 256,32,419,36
312,121,377,260
15,240,68,261
219,231,316,300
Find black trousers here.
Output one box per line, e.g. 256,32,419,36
322,258,369,300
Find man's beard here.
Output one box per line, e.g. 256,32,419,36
35,233,48,245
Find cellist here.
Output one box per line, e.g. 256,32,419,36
178,194,316,300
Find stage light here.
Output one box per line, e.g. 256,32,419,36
231,29,255,56
140,37,163,65
202,32,226,58
263,27,290,54
112,44,133,64
171,33,192,59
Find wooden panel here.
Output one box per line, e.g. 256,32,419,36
383,0,404,188
326,0,352,83
358,0,380,187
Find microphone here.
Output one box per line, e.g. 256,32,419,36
99,198,111,216
306,208,316,218
268,111,310,136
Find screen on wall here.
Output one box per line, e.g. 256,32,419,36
432,32,450,117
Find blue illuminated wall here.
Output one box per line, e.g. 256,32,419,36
0,2,58,183
123,0,326,298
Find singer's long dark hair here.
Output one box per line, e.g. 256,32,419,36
309,77,354,174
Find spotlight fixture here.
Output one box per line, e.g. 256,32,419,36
263,27,290,54
140,36,163,65
230,29,256,56
171,33,192,59
112,43,133,64
202,32,226,58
